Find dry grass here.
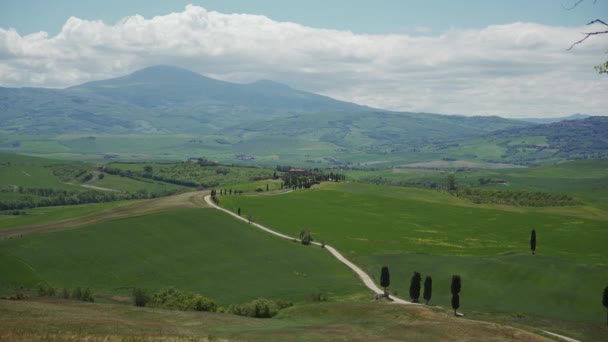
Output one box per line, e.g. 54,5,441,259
0,191,208,239
0,299,554,342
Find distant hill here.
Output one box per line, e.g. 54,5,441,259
518,114,591,124
0,65,370,134
3,65,604,165
224,111,532,152
432,116,608,164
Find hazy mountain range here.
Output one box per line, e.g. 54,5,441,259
1,65,606,164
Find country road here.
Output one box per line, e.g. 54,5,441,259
204,194,410,304
204,194,581,342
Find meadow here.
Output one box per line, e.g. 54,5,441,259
218,180,608,323
0,297,561,342
0,207,366,306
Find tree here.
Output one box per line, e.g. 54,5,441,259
451,275,462,316
380,266,390,298
144,165,153,173
603,286,608,326
530,229,537,255
451,294,460,315
447,174,457,191
565,1,607,74
299,228,313,245
409,271,422,303
266,184,269,191
237,207,241,216
451,275,461,295
133,288,150,307
423,276,433,305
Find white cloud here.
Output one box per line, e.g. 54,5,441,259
0,4,606,118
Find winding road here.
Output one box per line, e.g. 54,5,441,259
206,194,410,305
204,194,581,342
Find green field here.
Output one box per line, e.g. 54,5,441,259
0,208,366,305
218,181,608,323
0,201,135,230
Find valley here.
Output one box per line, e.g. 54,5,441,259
1,66,607,341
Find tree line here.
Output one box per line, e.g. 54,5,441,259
0,186,183,211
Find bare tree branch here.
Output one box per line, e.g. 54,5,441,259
563,0,598,10
563,0,585,10
585,19,608,26
567,19,608,50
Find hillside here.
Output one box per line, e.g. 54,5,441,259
437,116,608,164
0,65,370,135
0,299,557,342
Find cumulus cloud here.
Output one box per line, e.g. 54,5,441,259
0,4,606,117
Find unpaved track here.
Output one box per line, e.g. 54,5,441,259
204,195,409,304
205,194,581,342
0,191,209,239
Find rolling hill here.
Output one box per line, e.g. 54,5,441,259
0,65,371,135
1,65,606,166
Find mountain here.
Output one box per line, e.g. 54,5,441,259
0,65,370,134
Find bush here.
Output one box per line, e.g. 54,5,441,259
150,287,217,312
133,288,150,307
189,294,218,312
72,287,82,300
308,291,328,302
81,288,94,302
228,298,279,318
37,283,56,297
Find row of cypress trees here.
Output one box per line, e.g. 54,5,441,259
380,267,463,316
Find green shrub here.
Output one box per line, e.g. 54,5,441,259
228,298,279,318
132,288,150,307
150,287,217,312
308,291,328,302
37,283,56,297
72,287,82,300
81,287,94,302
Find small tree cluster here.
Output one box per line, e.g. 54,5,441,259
299,228,314,245
148,287,217,312
227,298,291,318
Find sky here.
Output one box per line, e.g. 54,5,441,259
1,0,607,118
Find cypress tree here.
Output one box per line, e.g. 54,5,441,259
423,276,432,305
603,286,608,326
380,266,390,298
451,275,461,296
451,275,462,316
530,229,537,255
409,271,422,303
451,294,460,316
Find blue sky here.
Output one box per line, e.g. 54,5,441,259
0,1,606,117
2,0,606,35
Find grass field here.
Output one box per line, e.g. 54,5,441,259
0,201,134,230
218,181,608,323
0,207,366,305
0,299,561,341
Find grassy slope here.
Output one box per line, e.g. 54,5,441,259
218,182,608,323
0,201,134,230
0,207,366,305
0,299,555,342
